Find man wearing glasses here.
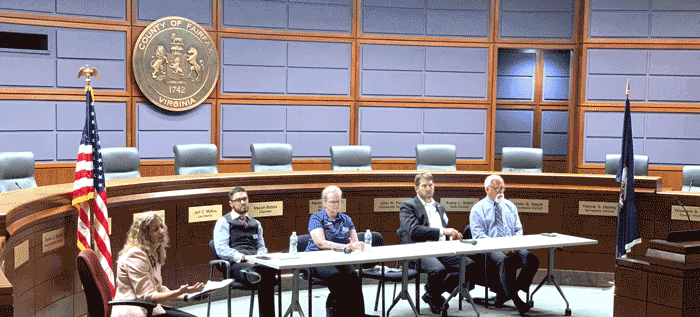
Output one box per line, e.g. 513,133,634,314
213,186,276,317
470,175,539,316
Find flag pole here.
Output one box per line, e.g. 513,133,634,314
77,64,100,250
626,79,630,99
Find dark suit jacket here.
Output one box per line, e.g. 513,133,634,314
399,196,448,243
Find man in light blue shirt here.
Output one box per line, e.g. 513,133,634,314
470,175,539,316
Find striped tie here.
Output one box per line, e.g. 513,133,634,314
494,202,505,237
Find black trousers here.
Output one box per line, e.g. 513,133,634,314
418,255,472,297
487,249,539,302
230,261,277,317
158,306,197,317
310,264,366,317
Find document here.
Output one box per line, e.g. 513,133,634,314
188,279,233,299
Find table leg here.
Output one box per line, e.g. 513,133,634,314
386,260,419,317
529,247,571,316
443,255,480,317
283,268,306,317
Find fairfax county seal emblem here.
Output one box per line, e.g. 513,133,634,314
133,17,219,112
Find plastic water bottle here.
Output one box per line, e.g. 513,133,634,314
289,231,298,255
364,229,372,252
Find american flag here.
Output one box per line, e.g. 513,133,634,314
72,86,114,296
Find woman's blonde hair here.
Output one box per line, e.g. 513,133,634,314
119,212,169,266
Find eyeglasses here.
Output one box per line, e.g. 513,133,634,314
325,200,342,205
489,186,506,192
231,197,248,203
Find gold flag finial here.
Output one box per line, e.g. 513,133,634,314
625,79,630,99
77,64,100,87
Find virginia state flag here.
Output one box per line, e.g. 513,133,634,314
615,93,641,258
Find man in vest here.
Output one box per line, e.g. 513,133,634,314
213,186,276,317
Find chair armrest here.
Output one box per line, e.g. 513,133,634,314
209,259,231,279
109,300,157,317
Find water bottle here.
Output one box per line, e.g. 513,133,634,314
289,231,298,255
364,229,372,252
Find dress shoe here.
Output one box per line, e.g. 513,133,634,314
493,295,508,308
514,299,532,316
241,269,261,284
422,293,448,314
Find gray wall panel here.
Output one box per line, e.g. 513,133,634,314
362,45,424,71
0,57,55,87
494,133,532,155
423,108,487,134
587,49,648,75
1,0,53,12
544,52,570,77
583,138,645,163
56,0,125,19
56,131,125,161
0,102,55,131
496,77,534,100
426,11,489,37
56,60,126,90
543,78,569,101
427,0,489,10
649,50,700,76
138,132,211,159
287,68,350,95
359,133,423,158
288,42,350,68
652,0,700,10
222,39,286,66
222,65,287,94
221,132,286,158
288,132,349,157
646,139,700,165
363,0,423,9
221,105,286,131
137,103,211,131
648,77,700,102
361,71,424,96
586,76,647,101
498,52,536,76
589,12,649,38
56,102,126,131
646,113,700,139
425,72,487,98
362,7,425,35
0,133,56,161
288,3,351,32
501,0,573,11
287,106,349,132
222,0,288,28
291,0,350,5
424,134,486,159
425,47,488,72
137,0,212,25
651,12,700,38
542,111,568,133
589,0,648,10
360,107,422,133
541,134,567,156
500,12,573,39
584,112,646,138
56,29,125,60
496,110,533,132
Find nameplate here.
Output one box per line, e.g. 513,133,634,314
309,199,346,214
189,204,223,223
511,199,549,214
578,201,618,216
14,240,29,269
133,210,165,223
374,198,411,213
671,205,700,221
250,201,283,217
42,228,65,253
441,198,478,213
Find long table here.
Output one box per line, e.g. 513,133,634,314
254,233,598,317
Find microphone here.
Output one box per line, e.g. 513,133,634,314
689,179,694,192
333,248,352,254
460,239,477,245
675,196,694,225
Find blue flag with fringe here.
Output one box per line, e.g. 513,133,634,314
615,93,640,258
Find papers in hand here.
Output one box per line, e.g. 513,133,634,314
188,279,233,299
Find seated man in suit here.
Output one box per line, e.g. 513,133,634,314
213,186,276,317
470,174,539,316
399,172,473,314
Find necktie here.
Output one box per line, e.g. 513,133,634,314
494,202,505,237
240,216,248,228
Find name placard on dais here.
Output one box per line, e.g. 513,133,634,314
374,198,411,213
511,199,549,214
578,201,618,216
250,201,283,218
309,199,346,214
441,198,478,213
189,204,223,223
42,228,65,253
671,205,700,222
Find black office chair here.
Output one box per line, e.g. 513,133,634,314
206,240,282,317
358,232,421,316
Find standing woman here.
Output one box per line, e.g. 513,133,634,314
112,212,205,317
305,186,377,317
